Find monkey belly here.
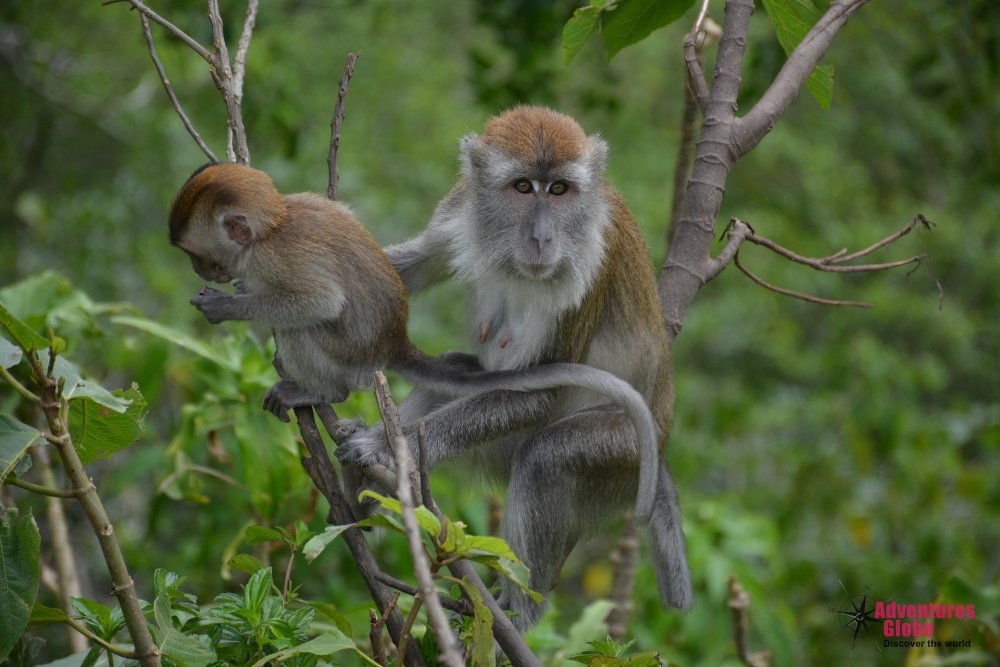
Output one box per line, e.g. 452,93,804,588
273,328,378,399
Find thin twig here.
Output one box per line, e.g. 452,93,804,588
32,445,88,653
377,374,463,667
374,571,474,616
328,52,360,200
605,515,640,642
682,0,712,112
416,439,543,667
396,594,424,666
63,616,138,659
206,0,250,165
5,476,79,498
734,250,872,309
106,0,214,62
282,547,295,603
0,366,40,403
727,575,772,667
227,0,258,161
139,13,218,163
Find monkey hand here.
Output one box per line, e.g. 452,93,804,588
335,424,396,469
190,287,235,324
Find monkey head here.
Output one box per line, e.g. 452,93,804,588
168,162,287,283
459,106,610,280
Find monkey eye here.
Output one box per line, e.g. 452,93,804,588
513,179,533,194
548,181,568,196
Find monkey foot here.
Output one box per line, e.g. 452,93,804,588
262,379,330,422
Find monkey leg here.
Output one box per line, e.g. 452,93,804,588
497,407,640,633
262,379,347,423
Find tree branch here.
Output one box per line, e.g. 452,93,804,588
105,0,214,63
682,0,712,113
373,571,474,616
375,374,464,667
207,0,250,165
328,52,359,201
139,13,218,163
734,250,872,309
736,0,870,159
727,575,771,667
227,0,259,162
416,437,544,667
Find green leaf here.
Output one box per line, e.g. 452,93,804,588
70,597,113,639
36,351,130,413
299,600,353,638
153,625,217,667
111,316,238,372
302,525,353,563
248,630,355,667
601,0,697,61
1,635,45,667
153,590,172,631
467,555,542,604
0,338,21,370
458,578,495,667
78,647,101,667
28,603,69,624
0,301,49,353
464,536,519,561
244,526,283,545
358,489,442,537
233,405,302,521
0,416,40,485
355,513,406,535
34,648,116,667
69,385,146,466
0,509,41,661
227,554,267,576
243,567,273,613
563,6,602,64
761,0,835,108
293,520,315,548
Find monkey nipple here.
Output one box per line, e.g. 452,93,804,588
479,320,490,344
498,333,512,348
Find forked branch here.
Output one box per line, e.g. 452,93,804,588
721,214,942,309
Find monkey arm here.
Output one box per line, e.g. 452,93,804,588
190,287,346,326
335,388,556,469
384,234,451,294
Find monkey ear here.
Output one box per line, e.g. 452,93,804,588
224,215,253,246
459,133,487,176
586,135,609,176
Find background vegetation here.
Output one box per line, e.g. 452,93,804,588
1,1,998,665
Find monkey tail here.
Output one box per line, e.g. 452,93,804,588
393,347,661,524
647,460,694,611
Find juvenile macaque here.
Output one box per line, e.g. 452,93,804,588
167,161,661,523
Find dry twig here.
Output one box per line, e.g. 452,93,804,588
727,575,771,667
374,373,464,667
369,592,400,667
328,52,360,200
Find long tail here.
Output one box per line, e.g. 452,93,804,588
648,460,693,610
392,347,661,524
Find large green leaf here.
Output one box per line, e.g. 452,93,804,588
358,489,442,537
28,603,70,624
299,600,353,638
248,631,355,667
761,0,835,109
302,525,354,563
36,351,130,413
0,302,49,354
602,0,697,61
232,404,302,520
0,416,40,485
0,338,21,370
69,385,147,466
111,316,238,372
467,554,542,603
0,509,41,661
562,5,602,64
227,554,267,576
0,635,45,667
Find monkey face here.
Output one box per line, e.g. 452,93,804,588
183,250,233,284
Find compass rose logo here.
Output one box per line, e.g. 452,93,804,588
826,580,885,661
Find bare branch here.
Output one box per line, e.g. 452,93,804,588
374,572,474,616
328,52,360,201
417,453,543,667
376,373,463,667
4,476,80,498
736,0,871,159
207,0,250,164
682,0,713,112
828,214,934,264
727,575,772,667
232,0,258,103
734,250,872,309
139,14,218,163
605,515,640,642
106,0,214,63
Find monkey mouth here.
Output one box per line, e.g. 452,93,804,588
515,260,556,279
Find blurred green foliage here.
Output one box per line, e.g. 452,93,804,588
1,0,999,666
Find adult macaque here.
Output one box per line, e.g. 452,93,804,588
167,161,662,524
338,106,692,631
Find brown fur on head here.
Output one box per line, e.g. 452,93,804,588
479,106,589,171
169,163,287,246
